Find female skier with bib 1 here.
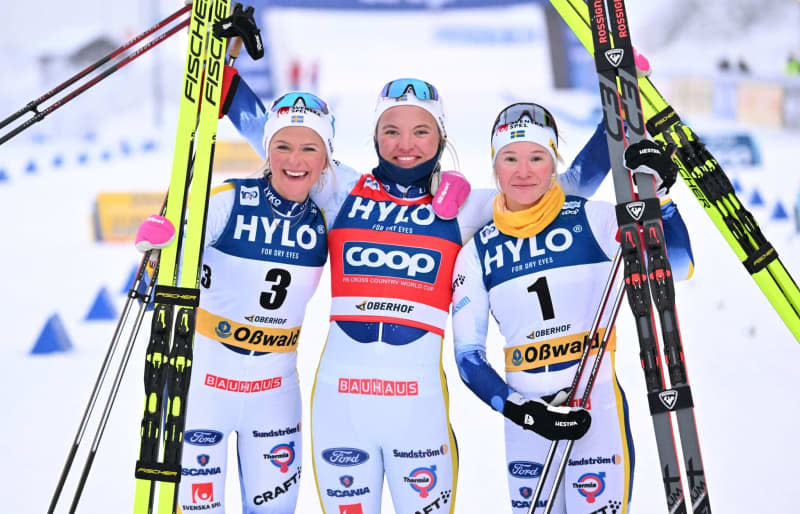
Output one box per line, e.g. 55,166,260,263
451,102,694,513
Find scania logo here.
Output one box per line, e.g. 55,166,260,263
321,448,370,467
343,242,440,283
508,461,543,479
185,429,224,446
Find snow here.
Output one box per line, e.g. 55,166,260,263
1,2,800,513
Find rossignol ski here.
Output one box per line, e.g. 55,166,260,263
586,0,710,512
549,0,800,343
132,0,230,513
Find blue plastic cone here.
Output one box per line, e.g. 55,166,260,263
732,178,743,193
771,201,789,221
0,169,8,183
85,286,117,321
749,189,764,207
30,314,73,354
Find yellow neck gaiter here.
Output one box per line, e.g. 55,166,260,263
493,182,566,238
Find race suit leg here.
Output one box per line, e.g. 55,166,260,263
311,323,458,514
505,357,634,514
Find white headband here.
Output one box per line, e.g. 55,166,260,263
263,104,335,164
374,93,447,139
491,117,559,166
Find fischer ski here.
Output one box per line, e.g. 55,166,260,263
548,0,800,343
132,0,230,513
585,0,710,512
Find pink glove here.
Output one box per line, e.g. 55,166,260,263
432,170,471,220
135,215,176,253
633,46,651,78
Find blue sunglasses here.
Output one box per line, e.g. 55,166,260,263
270,92,330,115
379,78,439,101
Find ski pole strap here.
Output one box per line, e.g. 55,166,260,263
742,242,778,274
645,105,681,137
647,384,693,414
134,461,181,483
154,285,200,306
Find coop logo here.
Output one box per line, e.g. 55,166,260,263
322,448,370,467
215,321,232,338
405,465,437,498
343,242,440,283
573,471,606,504
508,461,543,479
185,429,224,446
240,185,259,206
264,441,296,473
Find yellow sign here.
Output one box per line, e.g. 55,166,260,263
504,328,616,372
93,192,164,243
196,309,301,353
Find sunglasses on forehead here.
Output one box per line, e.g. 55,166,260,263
379,78,440,101
492,102,559,140
270,92,330,115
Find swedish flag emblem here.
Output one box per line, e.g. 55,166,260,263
510,130,525,139
291,115,304,123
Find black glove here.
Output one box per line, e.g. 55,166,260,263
213,3,264,61
503,392,591,441
623,139,678,196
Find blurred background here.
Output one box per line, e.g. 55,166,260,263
1,1,799,513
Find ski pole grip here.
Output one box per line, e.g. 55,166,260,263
228,37,244,61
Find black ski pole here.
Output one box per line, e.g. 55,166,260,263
47,248,157,514
0,4,191,133
0,15,190,147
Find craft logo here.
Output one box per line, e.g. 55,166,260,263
185,429,224,447
253,467,301,505
240,185,259,206
508,461,543,479
405,465,437,498
215,321,232,338
452,274,465,291
520,487,532,499
659,390,678,410
339,504,364,514
344,242,440,283
264,441,295,473
340,475,354,488
416,489,452,513
197,454,210,466
338,377,419,396
510,130,526,139
573,471,606,504
322,448,370,467
589,499,623,514
192,482,214,503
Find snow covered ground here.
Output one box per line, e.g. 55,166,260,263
1,2,799,513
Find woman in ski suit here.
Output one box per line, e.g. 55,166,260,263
450,102,694,514
224,76,615,513
144,92,337,513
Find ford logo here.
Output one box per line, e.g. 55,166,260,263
321,447,370,467
185,429,224,446
508,461,543,479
